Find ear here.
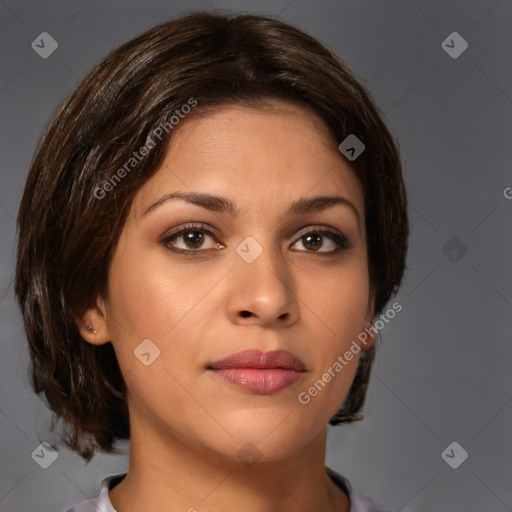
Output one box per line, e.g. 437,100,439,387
74,295,111,346
361,288,378,351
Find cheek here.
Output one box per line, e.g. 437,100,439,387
299,255,370,336
106,241,207,337
104,242,228,376
104,249,221,427
294,258,370,418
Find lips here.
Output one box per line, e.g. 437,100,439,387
207,349,306,395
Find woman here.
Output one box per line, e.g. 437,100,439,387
15,11,409,512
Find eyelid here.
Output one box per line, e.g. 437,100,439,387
294,224,344,239
164,222,216,238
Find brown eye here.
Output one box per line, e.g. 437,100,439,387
182,231,205,249
162,223,223,254
291,227,350,253
301,233,323,251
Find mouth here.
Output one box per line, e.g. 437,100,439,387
207,349,306,395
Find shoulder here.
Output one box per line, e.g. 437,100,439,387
326,466,408,512
58,473,126,512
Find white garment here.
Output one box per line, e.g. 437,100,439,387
60,467,400,512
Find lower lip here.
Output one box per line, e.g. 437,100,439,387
209,368,304,395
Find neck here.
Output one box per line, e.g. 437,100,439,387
109,398,350,512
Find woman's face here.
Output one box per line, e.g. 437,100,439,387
95,101,374,462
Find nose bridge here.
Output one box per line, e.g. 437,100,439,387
227,233,299,326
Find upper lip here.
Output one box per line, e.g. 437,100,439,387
208,349,306,372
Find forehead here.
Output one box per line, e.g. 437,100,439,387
132,101,364,220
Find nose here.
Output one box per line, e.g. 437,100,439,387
226,242,300,328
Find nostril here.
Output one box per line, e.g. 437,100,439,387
240,311,252,318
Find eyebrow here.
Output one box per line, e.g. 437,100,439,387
142,191,360,220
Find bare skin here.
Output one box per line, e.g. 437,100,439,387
78,100,376,512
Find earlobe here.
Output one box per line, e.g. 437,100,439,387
361,290,377,351
75,296,111,346
362,320,378,351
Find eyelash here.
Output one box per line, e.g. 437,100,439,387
160,223,351,256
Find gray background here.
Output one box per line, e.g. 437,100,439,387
1,1,511,511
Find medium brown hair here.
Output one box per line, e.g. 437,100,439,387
15,11,408,461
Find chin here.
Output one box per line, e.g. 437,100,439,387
206,413,321,459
